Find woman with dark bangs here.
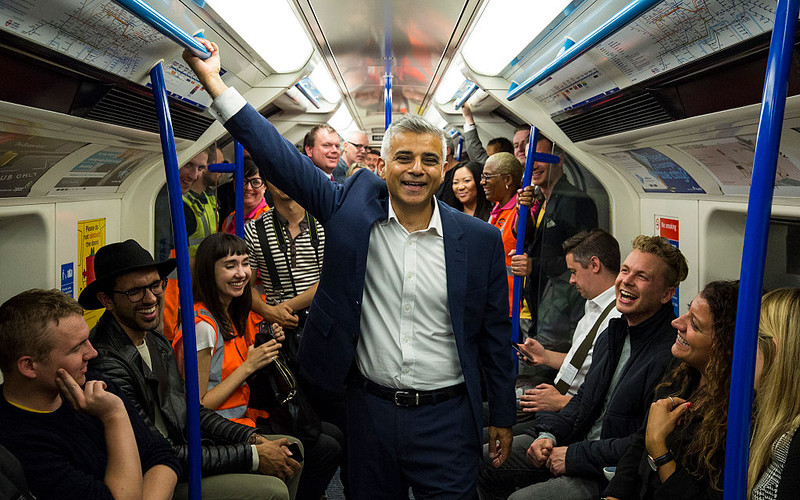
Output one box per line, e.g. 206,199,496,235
602,280,740,499
173,232,282,427
174,233,343,500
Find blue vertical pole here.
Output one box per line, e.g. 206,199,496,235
456,136,464,161
234,142,245,239
149,61,202,500
723,0,799,496
384,68,393,130
511,127,539,343
384,6,393,130
511,129,560,343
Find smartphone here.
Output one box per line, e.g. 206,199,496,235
286,442,304,463
510,341,528,360
255,321,276,346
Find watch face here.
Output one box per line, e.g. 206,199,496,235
647,454,657,471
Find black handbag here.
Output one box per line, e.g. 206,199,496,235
247,322,321,442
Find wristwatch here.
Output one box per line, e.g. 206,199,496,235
647,450,675,471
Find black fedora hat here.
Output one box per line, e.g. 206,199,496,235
78,239,176,310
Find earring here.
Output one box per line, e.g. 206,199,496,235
505,184,509,190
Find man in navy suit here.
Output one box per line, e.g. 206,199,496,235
184,39,516,499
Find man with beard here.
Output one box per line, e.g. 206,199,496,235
81,240,303,500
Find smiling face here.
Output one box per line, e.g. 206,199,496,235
531,138,562,190
243,173,266,213
615,249,675,326
103,268,164,338
215,253,251,306
671,294,714,372
35,315,96,388
305,129,341,174
382,131,444,213
452,165,477,207
179,152,208,194
365,151,379,171
480,157,510,205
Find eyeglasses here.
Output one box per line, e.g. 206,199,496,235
480,173,504,181
244,178,265,189
347,141,369,151
113,278,168,303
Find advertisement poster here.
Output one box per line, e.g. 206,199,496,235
656,216,680,316
676,137,800,195
77,218,105,327
51,147,152,194
0,133,86,197
604,148,704,193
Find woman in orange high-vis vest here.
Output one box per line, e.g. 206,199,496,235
173,232,282,427
481,152,524,316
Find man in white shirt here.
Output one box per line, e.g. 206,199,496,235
183,39,516,500
515,229,622,417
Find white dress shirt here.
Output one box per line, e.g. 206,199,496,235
552,285,621,396
356,200,464,390
210,88,463,391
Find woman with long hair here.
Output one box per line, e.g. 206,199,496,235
748,288,800,499
603,280,740,499
451,161,491,221
175,232,343,500
172,232,281,426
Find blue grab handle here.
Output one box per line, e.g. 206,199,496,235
113,0,211,59
149,62,202,499
507,0,662,100
454,82,479,110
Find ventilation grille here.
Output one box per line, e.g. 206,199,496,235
84,87,214,141
555,92,674,143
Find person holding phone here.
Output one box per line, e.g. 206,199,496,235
512,230,621,422
172,233,340,500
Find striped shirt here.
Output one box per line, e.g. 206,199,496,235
244,208,324,305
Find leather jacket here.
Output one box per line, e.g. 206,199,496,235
88,311,256,480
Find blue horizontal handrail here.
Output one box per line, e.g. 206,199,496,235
112,0,211,59
507,0,662,101
454,82,479,110
722,0,800,496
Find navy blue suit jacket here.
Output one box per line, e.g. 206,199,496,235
223,103,516,434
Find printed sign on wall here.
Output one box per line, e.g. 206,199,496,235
60,263,74,298
77,218,105,327
656,216,680,317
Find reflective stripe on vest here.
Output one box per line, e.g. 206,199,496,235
172,304,250,421
183,193,216,256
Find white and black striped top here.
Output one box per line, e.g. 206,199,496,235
244,208,324,305
751,427,799,500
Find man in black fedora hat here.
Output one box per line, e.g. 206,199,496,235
80,239,303,500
